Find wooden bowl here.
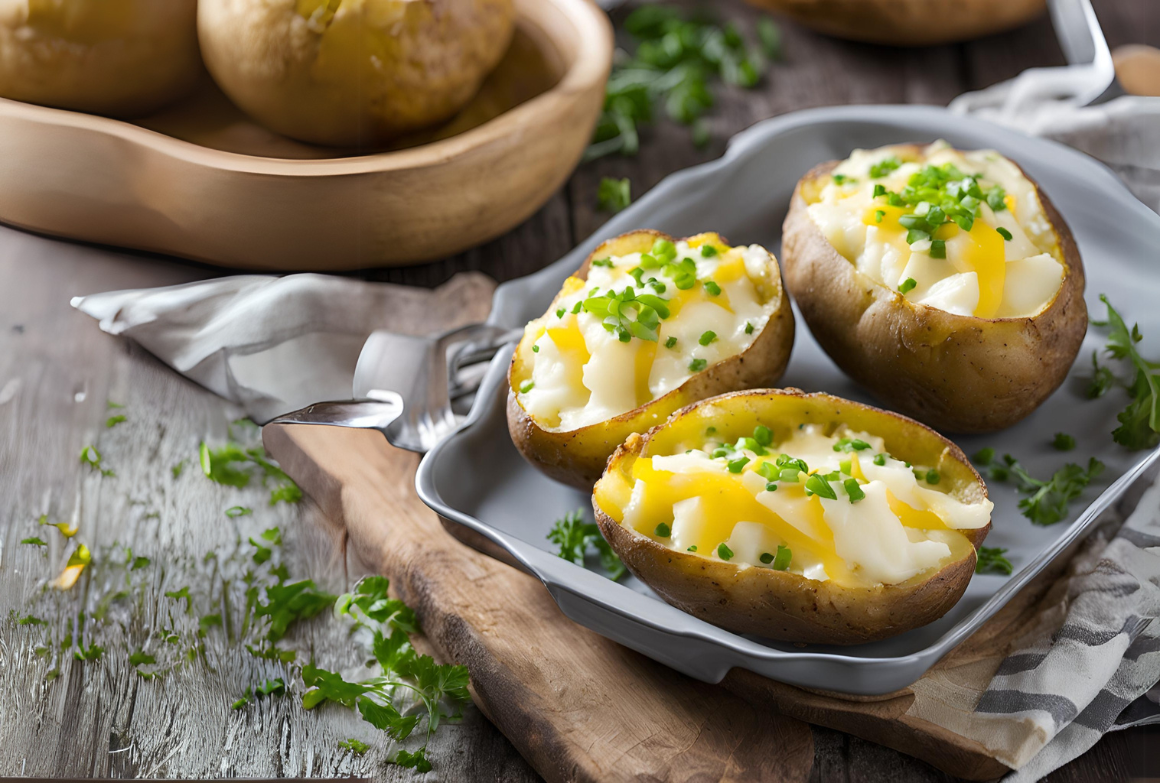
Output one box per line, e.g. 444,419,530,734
0,0,611,270
747,0,1047,46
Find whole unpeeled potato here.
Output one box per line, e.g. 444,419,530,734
0,0,202,117
198,0,516,148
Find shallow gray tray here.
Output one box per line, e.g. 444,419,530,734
416,104,1160,695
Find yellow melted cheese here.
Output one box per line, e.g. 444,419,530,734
807,140,1065,319
593,424,992,588
516,236,777,431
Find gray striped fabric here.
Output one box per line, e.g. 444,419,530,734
978,478,1160,782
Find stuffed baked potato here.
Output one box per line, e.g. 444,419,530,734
508,230,795,489
593,388,993,645
781,141,1087,433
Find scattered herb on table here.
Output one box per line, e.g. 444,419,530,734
1087,295,1160,450
338,738,372,755
1052,432,1076,452
975,546,1014,575
973,448,1104,526
21,537,47,547
547,509,626,581
597,176,632,213
199,424,302,505
585,5,778,161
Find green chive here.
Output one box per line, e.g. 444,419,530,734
873,453,886,466
700,245,718,257
757,461,778,481
665,336,678,349
997,227,1013,241
727,457,750,474
844,479,865,502
689,358,707,372
703,281,721,296
655,523,671,538
717,543,733,561
778,468,800,482
925,469,940,485
688,545,698,552
592,258,614,268
519,380,534,394
772,545,792,571
930,239,946,259
571,301,582,314
744,322,754,335
874,209,885,223
839,459,852,475
898,278,917,294
706,426,717,435
532,345,539,353
699,330,717,346
651,239,676,262
556,307,565,318
873,184,887,198
805,474,837,500
765,482,778,491
760,552,774,564
753,425,772,446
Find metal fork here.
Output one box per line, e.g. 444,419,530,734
269,322,521,453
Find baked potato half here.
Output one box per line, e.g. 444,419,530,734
593,388,993,645
782,141,1087,433
508,230,794,490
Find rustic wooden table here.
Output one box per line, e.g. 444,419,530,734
3,1,1159,780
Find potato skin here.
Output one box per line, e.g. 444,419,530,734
781,151,1087,433
593,388,991,645
198,0,514,147
507,230,795,490
0,0,202,117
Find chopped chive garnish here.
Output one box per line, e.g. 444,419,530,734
717,543,733,560
839,459,851,475
687,545,698,552
703,281,721,296
665,336,678,349
753,425,772,446
930,239,946,259
804,474,837,500
744,322,754,334
925,469,940,485
700,245,718,257
571,301,582,314
651,239,676,263
844,479,865,502
873,184,887,198
531,344,539,353
688,358,707,372
727,457,750,474
874,209,885,223
833,438,871,452
592,257,614,268
706,426,717,435
772,545,792,571
765,482,778,491
779,468,800,482
519,380,535,393
760,552,774,564
556,308,565,318
873,453,887,466
898,278,917,294
655,523,672,538
997,227,1013,241
699,330,717,346
757,462,778,481
869,156,902,179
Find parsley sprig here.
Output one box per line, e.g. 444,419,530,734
973,449,1104,526
548,509,626,581
199,419,302,505
975,546,1013,575
1087,295,1160,450
586,6,775,161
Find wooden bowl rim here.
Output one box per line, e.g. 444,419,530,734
0,0,612,177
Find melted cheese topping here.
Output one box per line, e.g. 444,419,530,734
593,424,992,588
515,236,777,431
807,141,1065,319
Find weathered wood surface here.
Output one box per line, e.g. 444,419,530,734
2,0,1159,780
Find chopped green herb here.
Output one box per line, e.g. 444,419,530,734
665,336,678,349
874,209,885,223
699,330,718,346
930,239,946,259
232,688,252,710
689,358,708,373
531,344,539,353
996,227,1013,241
717,543,734,561
547,509,625,581
873,453,887,466
804,474,837,500
898,278,917,294
974,450,1104,525
1053,433,1076,452
869,156,902,179
687,545,698,552
171,460,186,479
597,177,631,212
582,285,671,343
130,556,151,571
771,545,792,571
106,400,123,409
833,438,871,453
839,459,852,475
654,522,671,538
975,546,1014,575
129,650,156,667
700,245,718,257
744,321,754,335
1088,296,1160,449
79,445,102,469
757,17,781,60
17,615,46,626
727,456,750,474
21,537,47,547
519,380,535,394
592,257,614,268
105,414,127,428
226,506,252,518
925,469,940,485
753,425,772,446
702,280,721,296
338,739,371,755
556,307,566,318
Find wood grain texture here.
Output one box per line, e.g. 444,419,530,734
2,0,1158,780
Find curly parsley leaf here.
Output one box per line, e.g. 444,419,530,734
975,546,1014,575
1089,295,1160,449
547,509,626,581
974,450,1104,526
255,580,336,643
338,738,371,755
